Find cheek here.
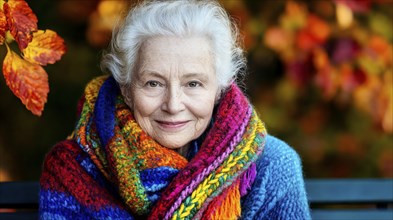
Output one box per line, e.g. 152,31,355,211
133,98,159,117
132,92,161,117
132,96,159,134
189,95,216,119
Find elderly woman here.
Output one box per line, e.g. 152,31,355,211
39,0,310,219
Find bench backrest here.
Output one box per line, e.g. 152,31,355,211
1,179,392,219
0,181,39,220
306,179,393,220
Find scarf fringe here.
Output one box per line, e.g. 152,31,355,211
210,180,241,220
239,163,257,197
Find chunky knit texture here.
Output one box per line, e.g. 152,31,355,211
40,76,282,219
39,76,310,219
241,135,311,219
39,136,311,219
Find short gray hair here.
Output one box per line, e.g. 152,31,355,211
100,0,246,92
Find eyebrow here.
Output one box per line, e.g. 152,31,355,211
138,71,209,81
182,72,209,80
137,71,165,80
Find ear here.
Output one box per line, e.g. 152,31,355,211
214,86,222,104
120,85,133,109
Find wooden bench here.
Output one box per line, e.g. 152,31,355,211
1,179,392,219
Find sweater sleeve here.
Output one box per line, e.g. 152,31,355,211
39,140,133,219
240,135,311,220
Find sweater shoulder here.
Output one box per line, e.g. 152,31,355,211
240,135,310,219
255,135,302,173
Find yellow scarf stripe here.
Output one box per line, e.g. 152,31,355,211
84,75,108,109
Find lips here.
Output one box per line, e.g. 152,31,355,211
155,120,189,131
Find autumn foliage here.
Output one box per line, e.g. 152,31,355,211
263,0,392,133
0,0,66,116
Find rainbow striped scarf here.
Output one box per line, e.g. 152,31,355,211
73,76,266,219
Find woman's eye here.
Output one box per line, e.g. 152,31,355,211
188,81,201,88
146,81,162,87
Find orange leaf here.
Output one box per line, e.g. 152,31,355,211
2,47,49,116
0,10,6,45
23,29,66,66
4,0,38,49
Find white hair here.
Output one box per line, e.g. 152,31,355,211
100,0,246,93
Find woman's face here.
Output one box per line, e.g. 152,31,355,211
126,36,219,149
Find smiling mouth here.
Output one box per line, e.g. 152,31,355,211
155,120,189,130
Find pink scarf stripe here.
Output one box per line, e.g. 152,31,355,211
149,84,250,219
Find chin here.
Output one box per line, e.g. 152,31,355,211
159,140,187,149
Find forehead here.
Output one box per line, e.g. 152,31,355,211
138,36,213,66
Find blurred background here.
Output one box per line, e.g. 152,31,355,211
0,0,392,181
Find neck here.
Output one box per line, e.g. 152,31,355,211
176,143,190,158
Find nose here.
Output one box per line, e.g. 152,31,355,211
161,85,185,114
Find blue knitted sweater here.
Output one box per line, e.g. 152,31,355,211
241,135,311,219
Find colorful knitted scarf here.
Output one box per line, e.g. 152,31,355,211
72,76,266,219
